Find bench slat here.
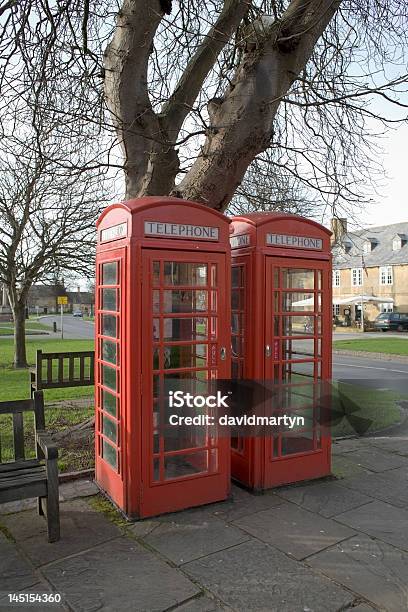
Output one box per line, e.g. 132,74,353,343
0,466,45,481
12,412,25,460
0,481,47,504
0,459,41,473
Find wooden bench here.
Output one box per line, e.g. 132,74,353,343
0,391,60,542
30,349,95,397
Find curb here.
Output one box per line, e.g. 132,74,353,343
333,349,408,363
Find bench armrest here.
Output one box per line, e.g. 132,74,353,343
36,431,59,460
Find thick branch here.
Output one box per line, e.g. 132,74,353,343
161,0,250,139
176,0,341,210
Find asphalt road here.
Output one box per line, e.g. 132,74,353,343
36,317,407,393
39,314,95,339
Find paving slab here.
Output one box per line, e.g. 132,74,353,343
184,539,355,612
307,534,408,612
332,438,372,454
0,499,121,567
212,485,282,522
331,454,370,479
335,500,408,551
43,536,200,612
277,480,372,518
338,467,408,508
174,594,230,611
343,447,408,472
143,507,250,565
0,532,38,594
368,436,408,456
233,500,355,560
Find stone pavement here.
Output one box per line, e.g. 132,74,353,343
1,436,408,612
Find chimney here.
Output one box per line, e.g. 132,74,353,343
330,218,347,245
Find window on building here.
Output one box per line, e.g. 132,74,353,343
332,270,340,287
380,303,393,313
379,266,393,285
351,268,363,286
333,304,340,316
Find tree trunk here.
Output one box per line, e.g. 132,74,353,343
12,301,28,368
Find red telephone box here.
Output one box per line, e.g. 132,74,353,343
230,212,332,490
95,197,231,518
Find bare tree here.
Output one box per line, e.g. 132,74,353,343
0,131,105,368
1,1,407,214
228,152,320,217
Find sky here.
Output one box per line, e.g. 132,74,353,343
361,122,408,228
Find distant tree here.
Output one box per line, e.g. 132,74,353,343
0,128,105,368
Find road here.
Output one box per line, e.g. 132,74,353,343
39,315,95,339
36,317,407,393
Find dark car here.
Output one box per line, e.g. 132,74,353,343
374,312,408,332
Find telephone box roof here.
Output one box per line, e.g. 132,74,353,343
98,196,231,225
231,212,331,235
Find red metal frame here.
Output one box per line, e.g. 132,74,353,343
230,213,332,490
95,197,231,518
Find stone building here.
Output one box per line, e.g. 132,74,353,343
331,219,408,325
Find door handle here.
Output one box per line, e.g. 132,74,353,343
220,347,227,360
265,344,271,358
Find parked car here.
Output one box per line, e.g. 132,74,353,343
374,312,408,332
73,310,83,318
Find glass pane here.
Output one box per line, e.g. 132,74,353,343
102,365,117,391
153,261,160,285
153,348,160,370
102,262,117,285
163,290,207,313
282,292,315,312
102,288,117,311
101,314,117,338
163,344,207,369
282,339,316,360
102,340,117,365
232,313,240,334
161,317,208,341
153,290,160,313
283,361,316,381
231,290,240,310
282,269,315,290
102,390,117,417
281,433,314,455
232,336,241,357
164,451,208,480
163,263,207,286
102,415,117,443
102,440,117,469
281,316,316,336
153,458,160,482
232,267,242,288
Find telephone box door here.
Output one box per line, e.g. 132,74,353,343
139,250,230,517
264,257,331,487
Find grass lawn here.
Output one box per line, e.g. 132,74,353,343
0,320,51,336
331,381,404,437
333,338,408,356
0,338,94,402
0,337,95,472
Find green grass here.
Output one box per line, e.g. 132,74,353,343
0,320,52,336
333,338,408,356
331,381,404,437
0,338,94,402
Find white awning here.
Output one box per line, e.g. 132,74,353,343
292,295,394,307
333,295,394,305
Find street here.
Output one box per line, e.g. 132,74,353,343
39,314,95,339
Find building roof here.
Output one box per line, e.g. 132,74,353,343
333,221,408,269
